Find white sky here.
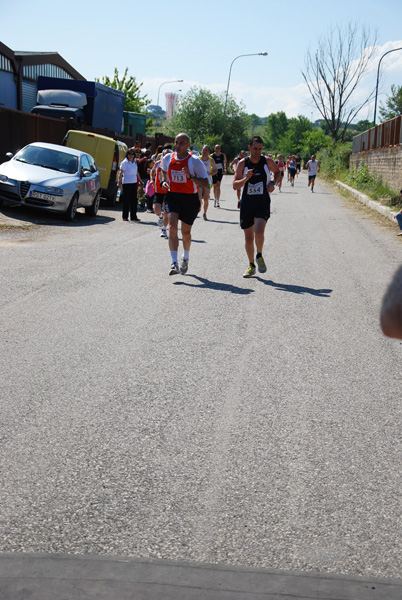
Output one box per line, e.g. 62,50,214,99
2,0,402,121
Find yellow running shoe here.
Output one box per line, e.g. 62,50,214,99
256,256,267,273
243,264,256,278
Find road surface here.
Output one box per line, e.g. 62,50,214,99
1,172,401,583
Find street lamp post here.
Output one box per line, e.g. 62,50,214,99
156,79,183,108
373,47,402,126
221,52,267,140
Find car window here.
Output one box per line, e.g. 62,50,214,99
86,154,97,173
81,155,91,172
15,145,78,174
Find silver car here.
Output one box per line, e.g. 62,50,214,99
0,142,101,221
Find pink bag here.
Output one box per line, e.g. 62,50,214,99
144,180,155,197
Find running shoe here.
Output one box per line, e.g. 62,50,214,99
169,262,180,276
203,213,208,221
160,229,168,238
157,215,163,227
243,264,256,278
180,259,189,275
256,256,267,273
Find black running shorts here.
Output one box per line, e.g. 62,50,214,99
212,170,223,184
165,192,200,226
153,192,167,205
240,197,271,230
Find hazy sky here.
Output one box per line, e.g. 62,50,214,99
3,0,402,121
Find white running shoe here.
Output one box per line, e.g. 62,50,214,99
160,229,168,238
157,215,163,228
180,259,189,275
169,262,180,275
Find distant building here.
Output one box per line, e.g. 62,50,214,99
165,93,180,120
0,42,84,113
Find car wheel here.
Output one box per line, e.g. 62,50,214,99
86,191,101,216
65,193,79,221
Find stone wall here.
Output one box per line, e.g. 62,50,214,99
350,146,402,192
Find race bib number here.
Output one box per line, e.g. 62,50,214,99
247,182,263,195
171,170,186,184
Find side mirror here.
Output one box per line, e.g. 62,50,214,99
82,169,92,178
6,152,13,160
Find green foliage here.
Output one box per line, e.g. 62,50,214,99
300,129,331,162
277,116,313,155
263,111,288,149
352,119,374,132
249,113,263,129
379,84,402,122
343,162,398,204
318,140,352,179
165,87,250,159
96,67,150,114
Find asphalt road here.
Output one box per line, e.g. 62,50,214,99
1,173,401,582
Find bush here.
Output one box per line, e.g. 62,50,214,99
343,163,400,207
318,141,352,179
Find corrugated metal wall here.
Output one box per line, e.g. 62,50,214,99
21,80,38,113
353,116,401,153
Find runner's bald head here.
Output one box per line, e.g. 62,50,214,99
176,133,190,143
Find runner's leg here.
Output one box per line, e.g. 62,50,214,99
244,225,255,264
181,221,192,252
168,212,179,252
254,218,266,255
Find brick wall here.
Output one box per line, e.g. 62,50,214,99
350,146,402,192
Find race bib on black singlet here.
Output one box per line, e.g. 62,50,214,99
247,182,264,195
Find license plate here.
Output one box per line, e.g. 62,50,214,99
31,191,54,201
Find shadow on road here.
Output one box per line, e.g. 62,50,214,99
257,277,332,297
199,218,238,225
174,274,254,295
1,204,115,227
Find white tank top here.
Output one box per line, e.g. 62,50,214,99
308,160,318,176
200,157,212,183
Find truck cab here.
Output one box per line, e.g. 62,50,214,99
31,89,87,125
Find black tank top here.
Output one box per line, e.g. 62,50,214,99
241,156,270,203
212,153,225,168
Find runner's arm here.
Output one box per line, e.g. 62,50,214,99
267,158,280,187
210,158,218,176
233,158,252,190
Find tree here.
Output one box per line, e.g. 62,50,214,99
166,87,249,159
263,111,288,149
96,67,149,113
353,119,374,132
249,113,263,129
275,116,312,156
300,129,331,162
379,84,402,122
302,23,377,142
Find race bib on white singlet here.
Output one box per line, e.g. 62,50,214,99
247,182,264,195
171,170,186,183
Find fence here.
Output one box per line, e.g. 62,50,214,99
352,115,402,153
0,107,174,160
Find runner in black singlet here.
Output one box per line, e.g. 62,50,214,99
211,144,227,207
233,136,280,278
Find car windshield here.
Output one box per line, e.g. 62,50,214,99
15,146,78,174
